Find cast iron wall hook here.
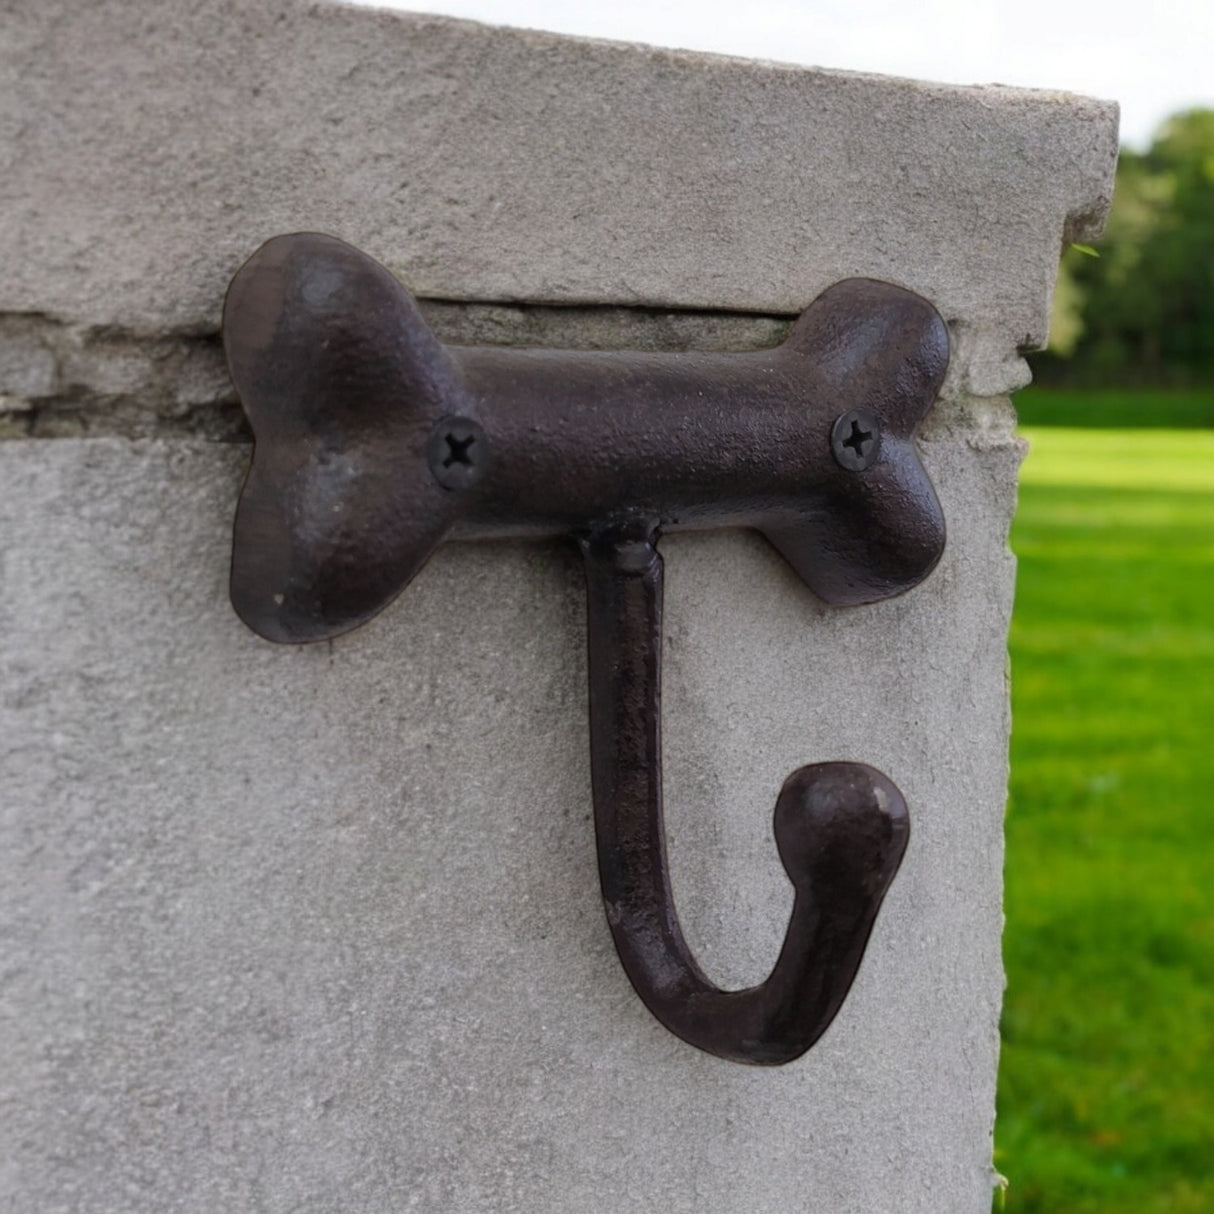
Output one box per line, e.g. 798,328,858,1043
222,232,949,1066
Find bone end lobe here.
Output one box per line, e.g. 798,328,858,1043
224,233,466,643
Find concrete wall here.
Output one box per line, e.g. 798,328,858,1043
1,4,1116,1212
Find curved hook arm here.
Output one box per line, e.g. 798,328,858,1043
582,528,910,1065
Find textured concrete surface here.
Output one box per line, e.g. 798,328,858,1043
2,430,1016,1213
2,0,1116,397
0,1,1118,1210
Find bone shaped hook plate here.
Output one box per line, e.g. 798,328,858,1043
224,232,949,1065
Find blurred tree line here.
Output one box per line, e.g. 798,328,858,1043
1034,108,1214,385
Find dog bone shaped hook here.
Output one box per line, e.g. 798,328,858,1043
224,232,948,1065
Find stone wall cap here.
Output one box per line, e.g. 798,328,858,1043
2,0,1117,393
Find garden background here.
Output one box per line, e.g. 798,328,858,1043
996,108,1214,1212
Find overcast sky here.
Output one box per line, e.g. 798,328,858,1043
363,0,1213,149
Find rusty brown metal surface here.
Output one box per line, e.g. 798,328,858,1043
223,232,949,1064
583,529,911,1064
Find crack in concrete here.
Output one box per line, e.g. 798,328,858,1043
0,302,793,442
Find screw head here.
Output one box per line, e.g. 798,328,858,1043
830,408,882,471
427,416,490,490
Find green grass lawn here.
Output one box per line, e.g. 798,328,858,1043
1015,386,1214,428
997,427,1214,1212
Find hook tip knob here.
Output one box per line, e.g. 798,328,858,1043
774,761,910,896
